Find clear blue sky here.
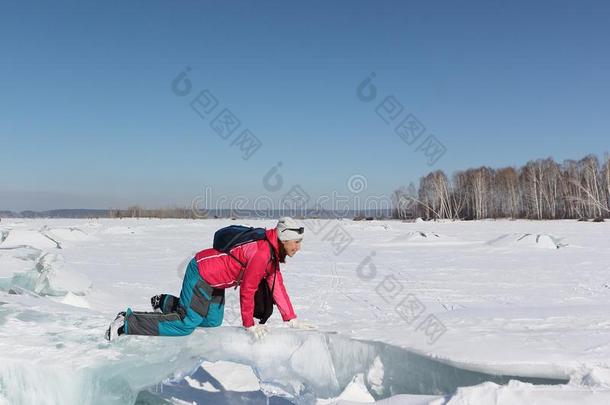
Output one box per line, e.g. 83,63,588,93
1,0,609,211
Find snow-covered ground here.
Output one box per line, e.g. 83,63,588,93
1,218,610,404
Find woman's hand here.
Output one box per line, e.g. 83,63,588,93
288,319,318,330
246,324,269,340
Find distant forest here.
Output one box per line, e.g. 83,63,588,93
3,154,609,221
393,153,610,220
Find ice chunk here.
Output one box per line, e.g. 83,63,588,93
318,374,375,404
446,380,610,404
43,227,93,243
534,234,562,249
487,233,566,249
184,375,220,392
0,245,42,261
576,366,610,388
383,231,471,246
0,361,87,404
366,356,385,395
393,231,441,242
0,248,40,285
200,360,260,392
34,253,91,296
337,374,375,402
8,253,91,296
56,292,90,308
1,229,60,249
289,334,340,393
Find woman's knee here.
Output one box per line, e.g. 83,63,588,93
201,305,224,327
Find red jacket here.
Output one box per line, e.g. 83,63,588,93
194,227,297,327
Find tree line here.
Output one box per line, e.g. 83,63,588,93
393,154,610,220
108,206,202,219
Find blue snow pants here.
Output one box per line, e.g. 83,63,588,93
124,259,225,336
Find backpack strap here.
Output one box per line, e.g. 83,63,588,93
266,238,278,296
229,251,246,287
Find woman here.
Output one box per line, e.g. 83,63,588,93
105,217,316,341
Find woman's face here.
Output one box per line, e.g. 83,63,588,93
281,239,302,257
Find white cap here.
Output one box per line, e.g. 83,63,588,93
277,217,304,241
